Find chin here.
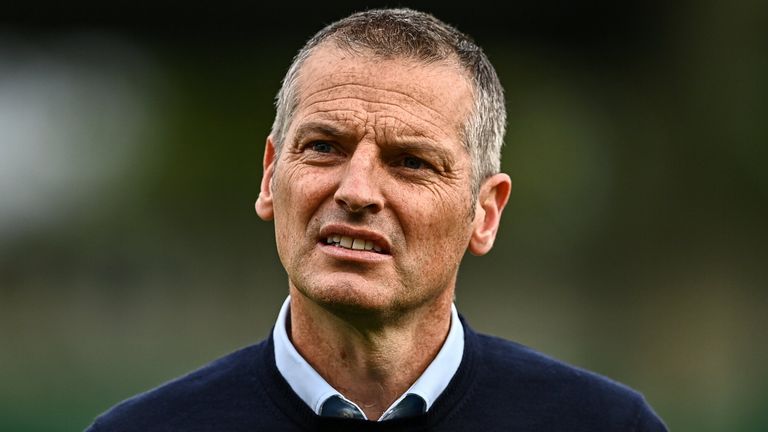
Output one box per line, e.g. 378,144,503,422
296,277,407,320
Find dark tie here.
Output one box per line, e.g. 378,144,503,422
320,394,426,420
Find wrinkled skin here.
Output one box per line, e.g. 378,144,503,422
256,45,510,323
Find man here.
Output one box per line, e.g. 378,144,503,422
87,8,667,431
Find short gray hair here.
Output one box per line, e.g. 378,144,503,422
269,8,506,193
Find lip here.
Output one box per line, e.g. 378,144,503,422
318,241,392,263
317,224,392,263
318,224,392,254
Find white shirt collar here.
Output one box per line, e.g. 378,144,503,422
273,296,464,421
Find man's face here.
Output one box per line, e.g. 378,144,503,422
259,46,480,317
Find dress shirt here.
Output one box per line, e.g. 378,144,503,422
273,296,464,421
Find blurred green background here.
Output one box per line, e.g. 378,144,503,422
1,1,766,431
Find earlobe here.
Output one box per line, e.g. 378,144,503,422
255,137,277,221
468,173,512,256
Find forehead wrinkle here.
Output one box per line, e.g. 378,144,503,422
300,83,462,132
292,112,366,142
293,121,346,143
299,96,454,142
374,113,432,143
378,119,457,156
303,82,450,119
299,108,365,123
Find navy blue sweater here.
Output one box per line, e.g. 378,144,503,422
87,321,667,431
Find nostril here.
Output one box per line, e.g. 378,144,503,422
334,188,383,213
337,199,371,213
336,198,381,213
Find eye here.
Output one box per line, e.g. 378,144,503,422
310,141,333,153
402,156,425,170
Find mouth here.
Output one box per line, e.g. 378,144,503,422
323,235,385,253
317,225,391,256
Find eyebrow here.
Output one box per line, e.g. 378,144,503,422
292,121,457,170
293,122,351,144
386,141,456,171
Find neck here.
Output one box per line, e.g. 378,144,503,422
288,285,453,420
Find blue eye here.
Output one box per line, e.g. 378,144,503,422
402,156,424,169
311,142,333,153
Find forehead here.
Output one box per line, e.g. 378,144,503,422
292,45,474,138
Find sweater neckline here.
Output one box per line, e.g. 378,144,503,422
253,315,480,431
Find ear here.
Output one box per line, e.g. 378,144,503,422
255,136,278,221
468,173,512,256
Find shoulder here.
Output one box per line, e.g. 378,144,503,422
465,332,667,431
86,341,272,432
474,333,636,395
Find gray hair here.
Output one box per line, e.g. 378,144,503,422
269,8,506,193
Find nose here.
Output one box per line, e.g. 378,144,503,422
334,145,384,214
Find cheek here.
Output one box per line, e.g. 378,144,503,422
272,164,338,244
274,165,332,212
395,195,473,261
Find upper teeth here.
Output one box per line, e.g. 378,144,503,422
326,235,382,252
